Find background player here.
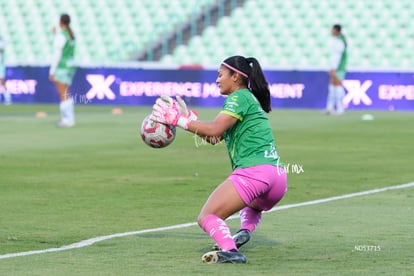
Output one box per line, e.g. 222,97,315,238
0,35,12,105
49,14,76,127
151,55,288,264
325,24,347,115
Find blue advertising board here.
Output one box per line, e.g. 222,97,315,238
3,66,414,111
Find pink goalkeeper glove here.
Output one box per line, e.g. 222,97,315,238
150,96,197,129
175,95,198,121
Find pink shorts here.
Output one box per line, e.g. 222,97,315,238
228,164,287,211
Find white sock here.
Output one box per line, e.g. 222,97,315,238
66,98,75,123
1,85,12,105
326,84,335,111
59,101,65,121
335,86,345,114
60,98,75,124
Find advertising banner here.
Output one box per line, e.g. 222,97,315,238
3,66,413,111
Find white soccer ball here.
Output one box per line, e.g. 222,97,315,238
140,114,176,148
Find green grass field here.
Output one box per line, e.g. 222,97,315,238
0,104,413,275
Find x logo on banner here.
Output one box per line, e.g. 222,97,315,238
343,80,373,106
85,74,116,100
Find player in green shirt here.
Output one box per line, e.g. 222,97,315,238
325,24,347,115
221,88,280,170
49,14,76,127
151,55,287,264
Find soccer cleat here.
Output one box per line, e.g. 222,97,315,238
211,229,251,251
323,109,332,115
211,243,220,251
233,229,251,248
56,121,75,128
202,250,247,264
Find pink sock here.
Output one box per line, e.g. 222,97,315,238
240,207,262,233
201,214,237,251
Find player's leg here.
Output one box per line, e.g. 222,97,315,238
252,165,287,212
334,71,346,115
210,205,256,251
55,82,74,127
0,77,11,105
55,81,69,102
334,85,345,114
198,179,246,251
198,179,247,263
210,164,286,251
235,165,287,250
238,207,261,234
325,77,336,114
0,64,11,105
234,165,287,248
54,69,75,127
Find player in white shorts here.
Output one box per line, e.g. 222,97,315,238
49,14,76,127
325,24,347,115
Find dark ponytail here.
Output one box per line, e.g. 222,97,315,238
60,14,75,40
222,55,271,113
245,57,271,113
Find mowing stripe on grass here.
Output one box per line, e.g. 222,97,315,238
1,181,413,260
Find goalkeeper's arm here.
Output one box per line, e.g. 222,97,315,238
151,95,237,137
186,113,237,137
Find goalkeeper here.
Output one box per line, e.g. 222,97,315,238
151,55,287,264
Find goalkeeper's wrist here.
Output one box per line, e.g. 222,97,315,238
177,116,192,130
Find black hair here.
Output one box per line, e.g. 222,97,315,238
222,55,271,113
333,24,342,32
333,24,346,47
60,14,75,40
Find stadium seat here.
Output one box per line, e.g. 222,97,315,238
0,0,412,69
0,0,217,64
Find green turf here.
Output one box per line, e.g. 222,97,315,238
0,104,413,275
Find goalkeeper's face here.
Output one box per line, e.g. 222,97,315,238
216,66,234,95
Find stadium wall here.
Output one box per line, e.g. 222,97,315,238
3,66,414,111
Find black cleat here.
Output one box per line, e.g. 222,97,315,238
211,229,251,251
202,250,247,264
233,229,251,248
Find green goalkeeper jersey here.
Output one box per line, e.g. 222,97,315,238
221,88,280,170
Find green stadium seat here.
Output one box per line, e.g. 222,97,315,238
0,0,213,63
0,0,412,68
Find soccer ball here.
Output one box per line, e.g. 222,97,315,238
140,114,176,148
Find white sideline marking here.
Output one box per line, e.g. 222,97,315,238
1,181,413,260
